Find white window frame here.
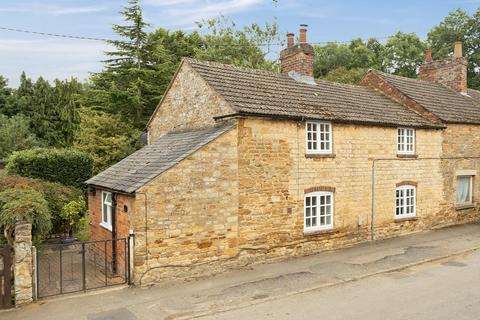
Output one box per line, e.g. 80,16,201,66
395,185,416,219
101,191,113,231
306,121,332,155
456,175,473,206
397,127,415,155
304,191,334,232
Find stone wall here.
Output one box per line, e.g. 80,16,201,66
236,117,445,259
13,222,33,306
437,124,480,224
147,61,235,144
132,126,239,284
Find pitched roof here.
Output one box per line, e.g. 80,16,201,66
185,59,440,128
86,122,234,194
373,71,480,124
467,88,480,104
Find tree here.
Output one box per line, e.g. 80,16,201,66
0,114,40,160
105,0,150,69
73,110,141,173
0,187,51,245
8,74,81,147
0,76,13,116
383,32,426,78
313,43,353,78
322,67,367,85
194,16,280,71
90,0,153,127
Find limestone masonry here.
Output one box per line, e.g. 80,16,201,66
87,26,480,285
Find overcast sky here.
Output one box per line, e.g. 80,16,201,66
0,0,478,87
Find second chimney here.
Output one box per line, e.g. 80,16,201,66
279,25,314,78
419,41,468,94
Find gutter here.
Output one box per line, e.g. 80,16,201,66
214,111,445,130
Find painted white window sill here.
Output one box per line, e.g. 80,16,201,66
304,227,334,236
394,215,417,222
100,222,112,232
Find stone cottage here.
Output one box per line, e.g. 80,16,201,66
86,26,480,285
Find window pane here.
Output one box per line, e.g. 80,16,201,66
102,203,108,223
457,176,472,204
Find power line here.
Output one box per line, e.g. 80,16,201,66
0,25,398,47
0,26,118,42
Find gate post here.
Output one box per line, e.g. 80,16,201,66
13,221,33,306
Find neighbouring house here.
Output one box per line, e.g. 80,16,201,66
86,26,480,285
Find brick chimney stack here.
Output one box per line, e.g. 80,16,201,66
425,48,432,63
287,32,294,47
280,25,314,78
419,41,467,94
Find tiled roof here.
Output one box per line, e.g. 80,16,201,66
373,71,480,124
86,122,234,193
186,59,440,128
467,88,480,104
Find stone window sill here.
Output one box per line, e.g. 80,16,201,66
396,154,418,159
304,228,334,236
394,216,418,223
305,153,336,159
456,203,476,211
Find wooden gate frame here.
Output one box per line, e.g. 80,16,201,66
0,245,13,309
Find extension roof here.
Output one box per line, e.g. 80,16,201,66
86,122,234,194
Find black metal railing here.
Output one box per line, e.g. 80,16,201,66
36,238,130,298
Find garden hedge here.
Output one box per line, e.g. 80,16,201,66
5,148,94,188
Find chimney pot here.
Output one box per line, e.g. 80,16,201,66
287,32,294,47
425,48,432,63
299,24,308,44
454,40,463,58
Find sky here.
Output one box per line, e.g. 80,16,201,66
0,0,479,87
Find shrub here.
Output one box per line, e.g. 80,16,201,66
0,176,84,237
60,197,86,236
74,216,89,241
5,148,93,188
0,187,51,244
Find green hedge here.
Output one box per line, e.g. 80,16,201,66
5,148,93,188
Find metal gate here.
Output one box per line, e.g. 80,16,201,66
36,238,130,298
0,245,13,309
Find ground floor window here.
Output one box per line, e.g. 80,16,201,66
395,185,416,218
456,175,473,206
101,191,113,230
304,192,333,232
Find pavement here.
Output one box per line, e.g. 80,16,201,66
4,223,480,320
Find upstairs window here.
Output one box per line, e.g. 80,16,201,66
101,191,113,230
456,175,473,206
397,128,415,155
395,185,416,218
304,192,334,232
306,121,332,154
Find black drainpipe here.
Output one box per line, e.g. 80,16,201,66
111,193,117,273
